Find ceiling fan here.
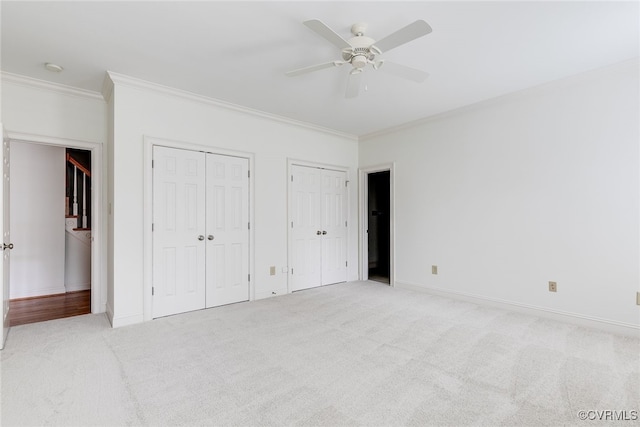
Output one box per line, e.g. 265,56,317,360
285,19,432,98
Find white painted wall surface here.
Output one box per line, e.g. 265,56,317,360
1,77,106,144
64,232,91,292
10,142,66,298
360,59,639,328
107,76,359,326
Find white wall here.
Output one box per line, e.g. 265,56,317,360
64,232,91,292
106,75,359,327
360,59,639,328
1,76,107,143
10,142,66,298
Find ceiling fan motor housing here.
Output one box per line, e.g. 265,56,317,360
344,35,377,69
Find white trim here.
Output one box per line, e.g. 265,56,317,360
110,312,144,328
4,131,106,315
395,280,640,337
107,71,358,141
286,158,350,294
359,164,395,286
105,302,114,326
143,135,256,321
1,71,104,101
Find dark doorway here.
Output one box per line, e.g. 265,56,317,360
367,171,390,284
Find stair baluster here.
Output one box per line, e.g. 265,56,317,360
82,173,88,229
72,165,78,217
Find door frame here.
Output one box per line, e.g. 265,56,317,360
4,131,105,313
359,163,395,286
143,136,255,321
286,159,350,294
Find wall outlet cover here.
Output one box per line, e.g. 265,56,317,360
549,281,557,292
432,265,438,275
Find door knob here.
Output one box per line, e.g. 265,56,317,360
208,235,214,240
2,243,13,250
322,231,327,235
198,235,205,241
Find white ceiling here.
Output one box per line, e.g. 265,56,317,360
1,1,638,136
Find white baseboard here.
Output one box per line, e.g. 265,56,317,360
10,286,67,299
394,280,640,337
65,283,91,292
105,303,114,326
255,288,289,300
111,312,144,328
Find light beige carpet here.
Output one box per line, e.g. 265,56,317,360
1,281,638,426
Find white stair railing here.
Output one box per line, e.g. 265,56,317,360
67,154,91,230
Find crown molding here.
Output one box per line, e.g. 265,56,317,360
105,71,358,141
360,57,640,142
101,72,114,103
1,71,104,101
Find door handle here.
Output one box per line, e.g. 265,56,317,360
2,243,13,250
198,235,205,241
322,231,327,235
208,235,214,240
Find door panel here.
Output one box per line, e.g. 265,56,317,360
152,146,206,318
290,165,347,291
205,153,249,308
321,169,347,285
291,166,322,291
2,133,10,348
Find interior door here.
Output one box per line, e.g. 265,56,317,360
1,131,11,349
152,146,206,318
205,153,249,307
290,165,347,291
290,165,322,291
320,169,347,285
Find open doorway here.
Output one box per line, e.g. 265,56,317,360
367,171,390,284
8,143,92,326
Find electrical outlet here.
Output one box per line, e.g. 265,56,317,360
432,265,438,275
269,266,276,276
636,292,640,306
548,281,557,292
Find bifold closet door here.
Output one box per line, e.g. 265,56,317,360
152,146,206,318
291,166,322,291
290,165,347,292
153,147,250,318
205,153,249,308
320,169,348,285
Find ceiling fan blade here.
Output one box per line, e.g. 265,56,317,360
285,61,342,77
345,70,362,98
304,19,352,50
377,61,429,83
373,20,432,53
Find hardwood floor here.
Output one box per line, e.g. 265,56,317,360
9,290,91,326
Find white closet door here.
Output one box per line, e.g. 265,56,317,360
320,169,347,285
205,153,249,307
290,165,347,291
152,146,206,318
290,165,322,291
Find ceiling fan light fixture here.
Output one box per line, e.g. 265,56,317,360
351,54,368,69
